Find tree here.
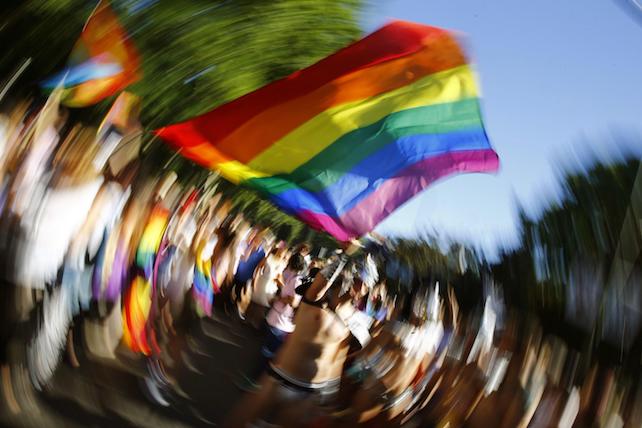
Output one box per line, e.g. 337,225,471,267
494,149,642,363
1,0,363,129
1,0,364,245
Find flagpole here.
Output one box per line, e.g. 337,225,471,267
0,58,32,103
83,0,104,32
163,147,182,169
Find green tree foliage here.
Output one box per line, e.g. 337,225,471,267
491,154,642,310
526,157,642,288
491,152,642,359
1,0,363,245
131,0,362,128
391,237,450,278
1,0,363,128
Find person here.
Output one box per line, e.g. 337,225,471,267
240,253,306,389
337,287,445,426
159,191,198,331
231,229,267,319
294,242,312,270
266,252,306,337
246,246,286,328
225,242,371,427
364,282,389,325
211,225,238,293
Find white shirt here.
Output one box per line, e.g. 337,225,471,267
252,254,282,307
392,320,444,360
266,269,302,333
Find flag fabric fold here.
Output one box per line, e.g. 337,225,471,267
156,20,499,241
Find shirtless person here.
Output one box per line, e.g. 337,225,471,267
226,243,366,427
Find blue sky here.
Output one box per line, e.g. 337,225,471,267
365,0,642,254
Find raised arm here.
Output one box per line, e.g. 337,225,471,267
252,258,266,283
304,258,344,302
304,240,361,302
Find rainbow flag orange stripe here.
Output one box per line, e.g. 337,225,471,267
157,21,499,241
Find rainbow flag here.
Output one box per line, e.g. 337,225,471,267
122,276,153,355
156,21,499,241
122,205,169,356
43,0,140,107
135,206,169,279
192,243,215,317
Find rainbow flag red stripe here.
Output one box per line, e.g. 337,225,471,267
157,21,499,240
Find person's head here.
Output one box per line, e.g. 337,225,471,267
235,280,253,314
352,254,378,299
373,282,387,302
252,227,268,246
389,288,428,327
286,253,305,273
410,285,443,326
387,294,405,322
296,243,311,256
219,226,237,248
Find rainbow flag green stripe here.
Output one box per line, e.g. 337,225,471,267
262,127,492,215
246,98,485,194
246,64,479,175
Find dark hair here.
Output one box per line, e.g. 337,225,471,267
398,294,413,322
295,267,321,296
218,226,236,247
287,253,305,272
331,274,345,290
296,243,311,252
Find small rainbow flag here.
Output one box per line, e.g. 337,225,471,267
122,276,154,355
192,244,215,317
122,205,169,356
157,21,499,241
42,0,140,107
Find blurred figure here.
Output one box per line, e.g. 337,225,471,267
295,242,312,270
231,228,268,320
157,189,198,334
338,285,444,426
247,246,286,328
227,247,370,427
240,252,306,390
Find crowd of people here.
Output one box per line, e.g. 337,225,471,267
1,94,642,428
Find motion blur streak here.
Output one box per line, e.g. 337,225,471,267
0,90,641,427
1,1,642,427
